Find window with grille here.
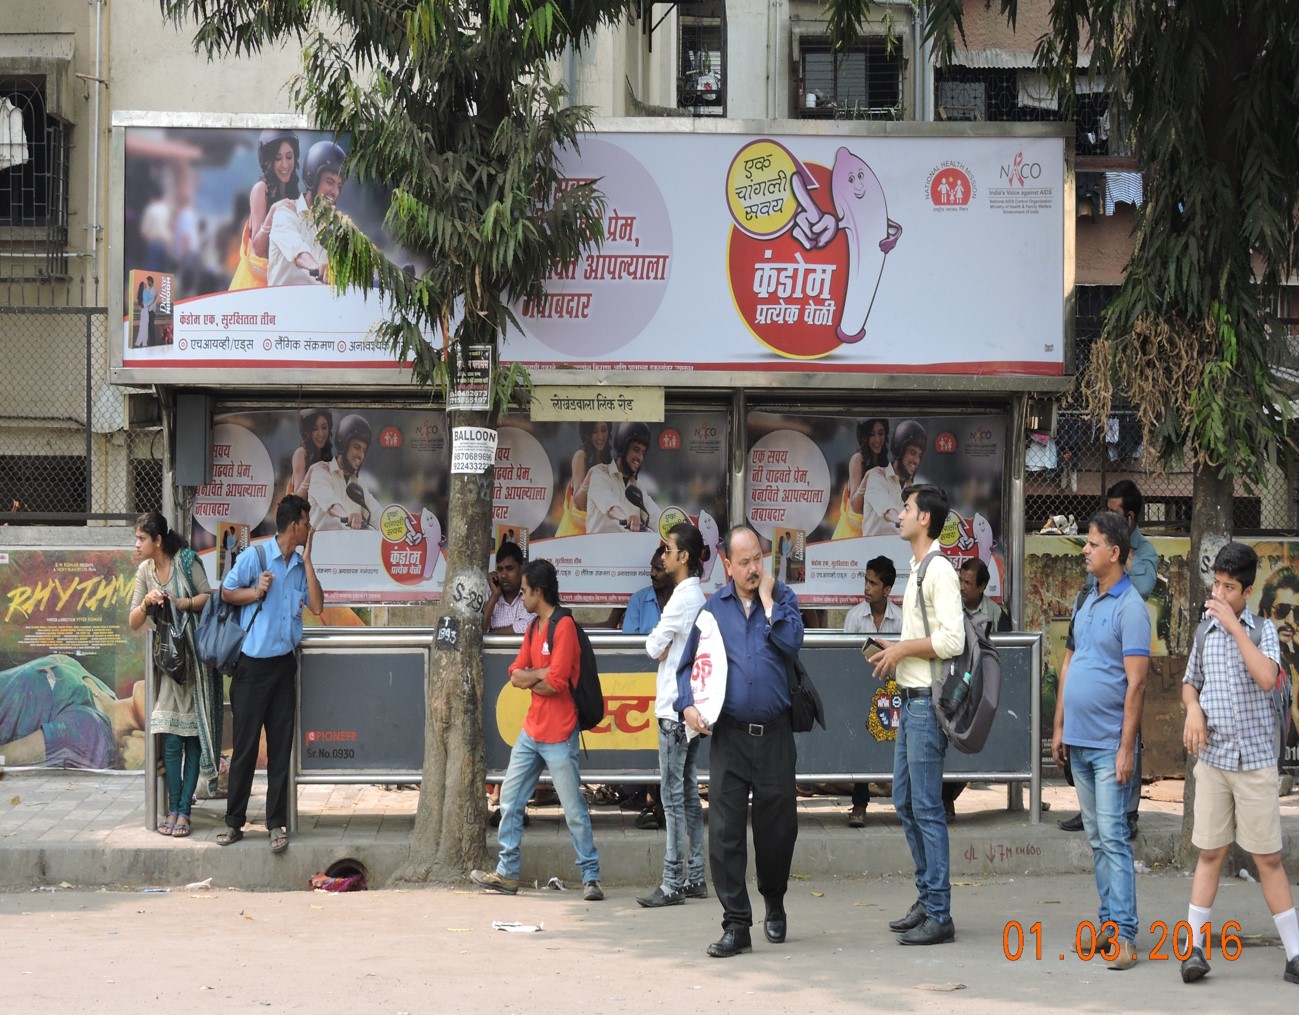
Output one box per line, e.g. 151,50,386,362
799,37,903,120
677,3,725,116
0,78,70,281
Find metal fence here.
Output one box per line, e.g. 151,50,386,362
0,307,163,523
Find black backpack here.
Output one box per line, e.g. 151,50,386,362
916,551,1002,754
535,606,605,733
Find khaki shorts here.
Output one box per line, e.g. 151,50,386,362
1191,760,1282,855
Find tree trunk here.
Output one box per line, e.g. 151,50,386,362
392,407,495,885
1177,465,1234,867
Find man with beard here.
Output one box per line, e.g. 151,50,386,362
1259,566,1299,762
483,541,534,635
585,422,661,534
307,413,382,531
861,420,927,537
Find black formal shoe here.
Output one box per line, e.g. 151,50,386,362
764,909,787,944
888,900,926,933
1180,945,1210,983
683,881,709,899
636,886,685,908
899,917,956,946
1057,813,1084,832
706,928,752,958
1285,953,1299,984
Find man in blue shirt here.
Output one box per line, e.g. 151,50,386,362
622,545,670,635
677,525,804,958
217,494,323,852
1052,510,1150,969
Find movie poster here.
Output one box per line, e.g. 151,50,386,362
0,548,147,770
746,412,1007,605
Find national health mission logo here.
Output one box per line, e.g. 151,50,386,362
925,161,976,209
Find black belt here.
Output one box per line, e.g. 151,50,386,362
899,687,932,700
718,712,790,737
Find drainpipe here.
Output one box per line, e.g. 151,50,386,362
88,0,106,303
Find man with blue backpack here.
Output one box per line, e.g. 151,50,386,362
1179,542,1299,985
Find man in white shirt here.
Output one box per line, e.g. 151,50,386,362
843,554,903,826
307,413,382,531
861,421,927,536
268,140,345,287
586,422,660,535
871,484,965,946
636,522,708,909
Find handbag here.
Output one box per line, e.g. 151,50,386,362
784,651,825,733
196,543,265,674
150,598,190,684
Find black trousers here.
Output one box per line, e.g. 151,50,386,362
225,651,297,831
708,714,798,931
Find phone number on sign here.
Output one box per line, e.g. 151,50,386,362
1002,920,1243,962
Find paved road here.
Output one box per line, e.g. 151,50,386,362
5,872,1296,1012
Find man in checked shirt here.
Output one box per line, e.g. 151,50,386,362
1180,542,1299,986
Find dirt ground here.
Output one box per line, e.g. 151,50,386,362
5,872,1298,1013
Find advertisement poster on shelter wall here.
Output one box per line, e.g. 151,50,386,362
508,131,1065,376
115,123,1064,384
746,412,1007,606
118,124,425,376
192,410,728,604
0,548,148,771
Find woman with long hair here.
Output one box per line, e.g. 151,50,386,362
290,408,333,499
229,129,301,290
128,511,222,838
833,417,889,539
556,421,613,536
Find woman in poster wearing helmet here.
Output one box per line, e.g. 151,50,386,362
289,408,334,500
556,421,613,536
268,140,346,287
832,418,890,539
229,129,301,290
859,420,927,537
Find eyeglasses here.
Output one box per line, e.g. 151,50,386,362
1272,603,1296,621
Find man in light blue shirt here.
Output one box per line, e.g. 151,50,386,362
1052,510,1150,969
217,494,323,852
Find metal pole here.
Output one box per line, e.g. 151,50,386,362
84,313,93,514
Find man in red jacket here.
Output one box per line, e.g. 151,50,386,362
471,558,603,901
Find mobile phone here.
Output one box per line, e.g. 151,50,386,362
861,638,885,661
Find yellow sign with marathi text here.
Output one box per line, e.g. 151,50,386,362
494,669,659,750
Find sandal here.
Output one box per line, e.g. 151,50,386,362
171,815,191,838
216,827,244,846
159,812,178,836
269,826,289,853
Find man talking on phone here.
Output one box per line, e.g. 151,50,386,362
484,542,534,635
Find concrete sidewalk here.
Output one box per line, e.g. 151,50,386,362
1,770,1296,892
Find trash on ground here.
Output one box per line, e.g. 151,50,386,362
493,920,544,933
1133,860,1149,873
545,877,567,891
309,870,367,892
140,887,170,893
914,983,966,992
185,877,213,890
1239,868,1256,882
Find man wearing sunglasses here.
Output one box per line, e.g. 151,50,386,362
308,413,383,531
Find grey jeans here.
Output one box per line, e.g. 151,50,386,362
658,718,706,890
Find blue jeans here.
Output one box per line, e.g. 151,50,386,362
495,728,600,884
892,695,951,922
163,733,200,818
657,718,705,891
1070,744,1138,941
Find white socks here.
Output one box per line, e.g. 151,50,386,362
1274,908,1299,961
1187,904,1211,949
